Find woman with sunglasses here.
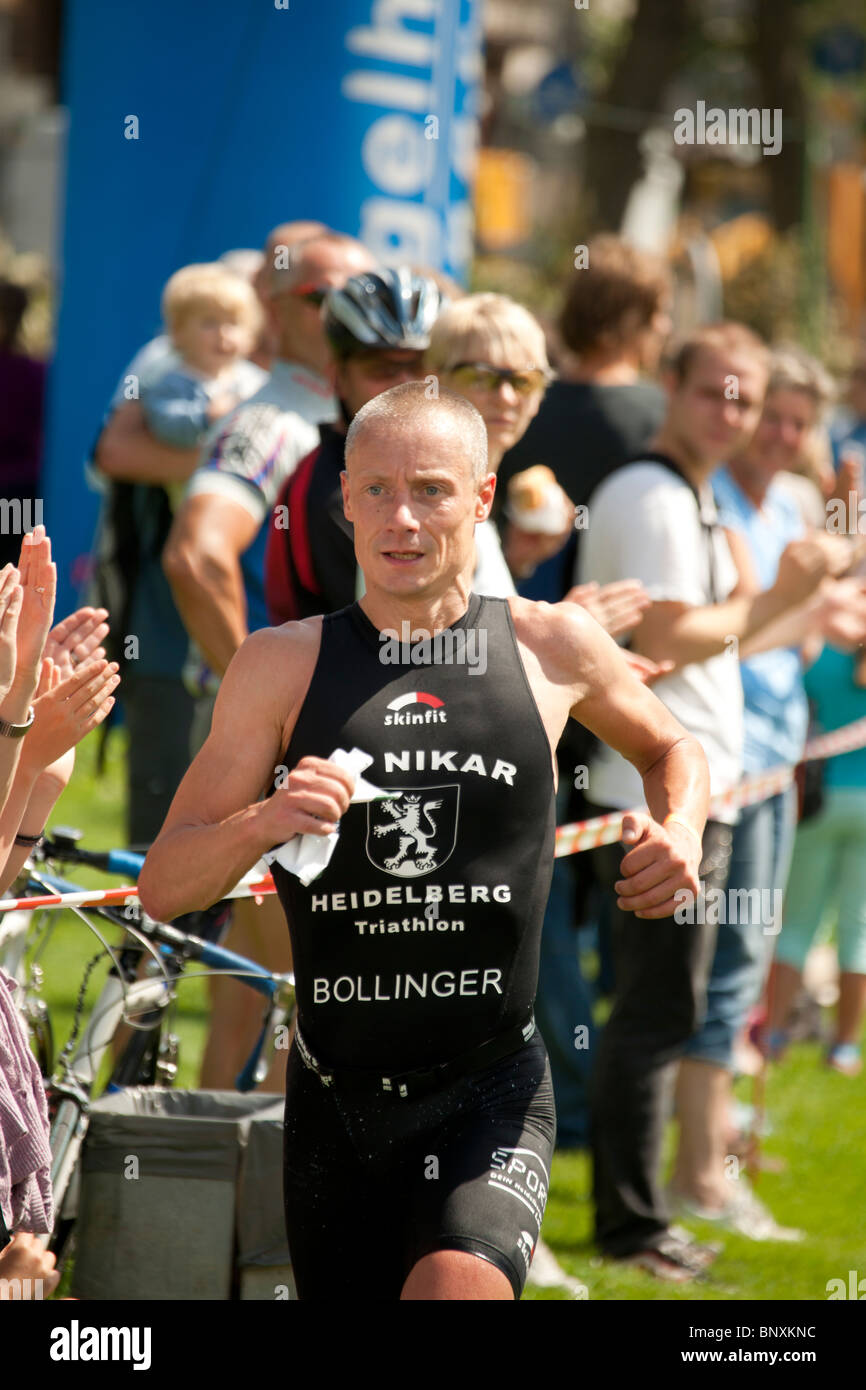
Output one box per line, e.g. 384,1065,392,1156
424,295,555,597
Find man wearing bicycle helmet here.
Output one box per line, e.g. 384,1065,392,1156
142,382,710,1301
264,267,443,623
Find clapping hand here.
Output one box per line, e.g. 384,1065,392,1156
20,656,120,788
45,606,109,679
0,564,23,702
564,580,651,639
13,526,57,698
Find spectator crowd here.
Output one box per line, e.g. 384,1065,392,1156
4,217,866,1292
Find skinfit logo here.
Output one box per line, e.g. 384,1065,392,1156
384,692,447,726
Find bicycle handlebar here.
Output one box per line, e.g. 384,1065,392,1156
28,869,290,1001
37,834,145,879
104,849,147,877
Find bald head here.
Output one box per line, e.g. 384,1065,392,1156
264,230,373,299
345,381,489,482
258,221,328,296
265,220,329,255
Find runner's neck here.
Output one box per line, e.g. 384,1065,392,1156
358,579,477,641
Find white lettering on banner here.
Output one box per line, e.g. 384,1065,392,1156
312,967,502,1003
345,8,438,68
362,114,436,196
310,883,511,910
341,1,478,272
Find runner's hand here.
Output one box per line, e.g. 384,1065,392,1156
615,811,702,920
262,755,356,841
622,651,675,686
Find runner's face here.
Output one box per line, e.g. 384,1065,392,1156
342,422,493,598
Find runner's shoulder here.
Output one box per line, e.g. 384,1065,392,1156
223,619,323,704
507,594,611,694
508,594,600,655
238,617,323,663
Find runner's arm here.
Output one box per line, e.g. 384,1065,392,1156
524,601,709,918
138,625,354,922
559,605,709,834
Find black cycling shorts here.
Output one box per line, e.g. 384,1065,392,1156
282,1031,556,1300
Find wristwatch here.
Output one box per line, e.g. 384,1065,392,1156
0,706,35,738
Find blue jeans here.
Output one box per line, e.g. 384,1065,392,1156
684,786,797,1069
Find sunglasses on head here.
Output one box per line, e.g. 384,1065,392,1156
290,284,330,307
449,362,549,395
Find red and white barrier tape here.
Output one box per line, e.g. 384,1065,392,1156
553,714,866,858
0,875,277,917
3,716,866,913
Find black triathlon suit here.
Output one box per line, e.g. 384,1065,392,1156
271,593,557,1299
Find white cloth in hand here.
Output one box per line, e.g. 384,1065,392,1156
262,747,394,886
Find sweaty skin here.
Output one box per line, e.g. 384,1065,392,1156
138,393,710,1305
140,599,708,925
140,403,708,923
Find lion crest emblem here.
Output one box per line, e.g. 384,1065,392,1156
366,784,460,878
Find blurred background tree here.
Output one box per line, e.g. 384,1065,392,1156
475,0,866,359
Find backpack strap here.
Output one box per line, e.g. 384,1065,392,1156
264,445,321,625
632,451,722,604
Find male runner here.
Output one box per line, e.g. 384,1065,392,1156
140,382,710,1301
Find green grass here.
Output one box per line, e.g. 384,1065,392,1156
526,1048,866,1300
24,730,866,1300
29,728,208,1089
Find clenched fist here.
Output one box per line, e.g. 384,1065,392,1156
259,756,356,846
614,812,703,920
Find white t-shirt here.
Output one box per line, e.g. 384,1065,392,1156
579,461,743,820
473,519,517,598
185,360,337,523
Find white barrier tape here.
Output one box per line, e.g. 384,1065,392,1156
3,717,866,910
0,876,276,917
554,714,866,858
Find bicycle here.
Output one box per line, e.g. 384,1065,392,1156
0,827,294,1261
